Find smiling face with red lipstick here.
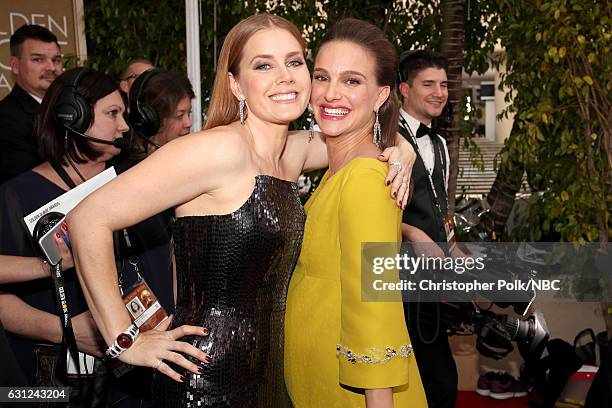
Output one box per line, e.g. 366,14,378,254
228,28,310,126
311,40,390,141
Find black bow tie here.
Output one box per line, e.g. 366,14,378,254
416,123,435,139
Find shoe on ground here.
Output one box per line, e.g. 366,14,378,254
476,372,501,397
489,373,528,400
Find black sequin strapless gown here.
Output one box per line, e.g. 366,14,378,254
153,175,305,407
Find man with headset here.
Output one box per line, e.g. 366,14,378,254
0,25,62,184
397,50,457,408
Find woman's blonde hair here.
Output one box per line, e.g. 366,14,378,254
205,14,306,129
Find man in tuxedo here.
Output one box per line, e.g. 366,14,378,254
398,50,457,408
0,25,62,184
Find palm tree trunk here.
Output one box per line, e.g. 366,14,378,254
486,121,524,239
441,0,464,213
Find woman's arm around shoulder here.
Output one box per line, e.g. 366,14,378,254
285,130,327,176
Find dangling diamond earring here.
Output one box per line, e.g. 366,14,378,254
239,99,246,125
373,109,382,147
307,103,316,142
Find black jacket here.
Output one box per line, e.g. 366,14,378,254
399,125,448,242
0,84,42,185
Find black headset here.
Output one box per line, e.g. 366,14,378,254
129,68,162,138
54,67,95,133
54,67,125,150
397,50,420,84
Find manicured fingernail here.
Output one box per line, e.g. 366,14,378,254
55,232,61,239
385,181,390,186
202,328,209,336
205,355,212,363
179,375,185,382
61,223,68,232
392,192,397,198
198,367,204,374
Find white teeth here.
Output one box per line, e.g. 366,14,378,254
271,92,297,101
323,107,349,116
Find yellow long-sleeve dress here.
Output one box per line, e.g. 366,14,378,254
285,158,428,407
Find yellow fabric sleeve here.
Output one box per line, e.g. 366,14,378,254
337,161,411,389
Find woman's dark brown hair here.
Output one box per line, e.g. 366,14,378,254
127,70,195,154
317,18,399,149
35,68,118,166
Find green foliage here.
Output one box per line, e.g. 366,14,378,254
84,0,187,77
490,0,611,242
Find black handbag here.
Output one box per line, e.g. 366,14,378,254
32,343,108,408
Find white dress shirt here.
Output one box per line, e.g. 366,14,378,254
399,108,450,191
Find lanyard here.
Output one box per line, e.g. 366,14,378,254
49,261,81,372
118,228,143,296
399,115,448,218
49,163,81,366
51,162,78,189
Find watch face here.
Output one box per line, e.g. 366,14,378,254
117,333,133,349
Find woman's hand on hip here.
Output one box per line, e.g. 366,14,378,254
119,316,211,382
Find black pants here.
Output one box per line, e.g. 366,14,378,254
406,303,458,408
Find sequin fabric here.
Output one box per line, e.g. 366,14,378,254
335,344,413,364
153,175,305,407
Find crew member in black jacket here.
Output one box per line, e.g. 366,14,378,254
0,24,62,184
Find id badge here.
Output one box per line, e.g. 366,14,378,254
122,278,167,331
112,279,168,378
443,216,457,254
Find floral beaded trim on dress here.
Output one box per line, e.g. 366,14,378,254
336,344,413,364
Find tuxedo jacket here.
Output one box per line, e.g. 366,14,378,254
399,124,449,243
0,84,42,185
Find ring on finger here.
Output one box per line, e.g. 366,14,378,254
154,360,163,371
389,161,402,173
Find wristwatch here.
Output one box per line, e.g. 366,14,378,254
106,324,139,359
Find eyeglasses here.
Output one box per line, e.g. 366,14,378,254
121,73,138,82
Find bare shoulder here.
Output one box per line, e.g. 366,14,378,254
158,125,250,174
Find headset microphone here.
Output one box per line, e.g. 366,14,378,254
138,133,160,149
65,125,125,149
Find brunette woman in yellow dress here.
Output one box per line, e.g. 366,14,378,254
285,19,428,408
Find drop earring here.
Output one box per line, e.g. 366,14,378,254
373,109,382,147
307,103,316,142
239,99,246,125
